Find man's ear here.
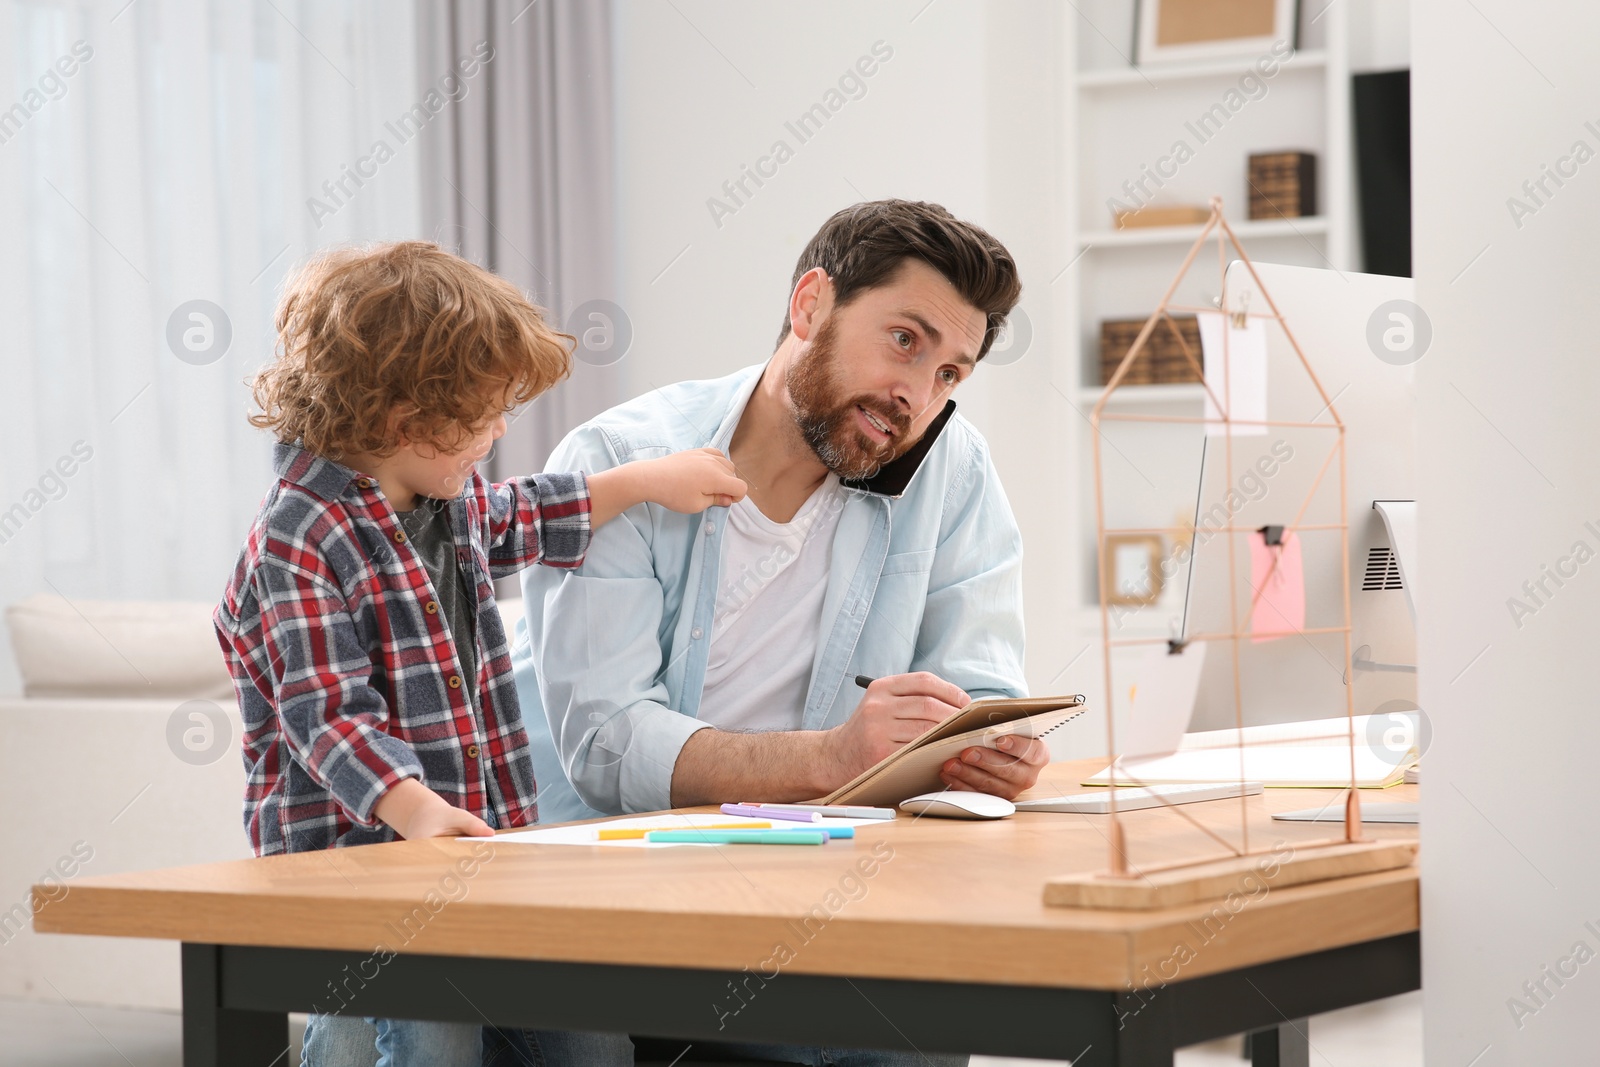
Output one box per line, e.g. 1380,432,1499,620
788,267,831,343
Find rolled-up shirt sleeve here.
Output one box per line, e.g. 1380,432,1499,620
482,470,592,576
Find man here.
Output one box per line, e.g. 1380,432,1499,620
514,199,1044,828
511,199,1039,1067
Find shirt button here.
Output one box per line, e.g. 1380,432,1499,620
425,600,439,615
356,478,374,489
393,530,407,543
691,627,703,640
704,522,715,535
448,675,462,689
466,744,480,759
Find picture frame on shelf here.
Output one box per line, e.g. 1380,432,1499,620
1133,0,1298,67
1105,534,1166,606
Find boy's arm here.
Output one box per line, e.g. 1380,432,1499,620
255,556,468,833
584,449,747,527
484,450,744,576
480,471,593,577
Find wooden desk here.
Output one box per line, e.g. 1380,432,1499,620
34,761,1420,1066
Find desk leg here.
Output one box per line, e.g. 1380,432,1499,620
182,943,290,1067
1246,1020,1310,1067
1110,991,1174,1066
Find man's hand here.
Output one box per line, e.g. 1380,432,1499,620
823,672,969,784
374,778,494,840
938,733,1049,800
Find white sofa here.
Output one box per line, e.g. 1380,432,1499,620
0,594,524,1011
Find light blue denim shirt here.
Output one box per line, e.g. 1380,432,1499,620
511,362,1026,822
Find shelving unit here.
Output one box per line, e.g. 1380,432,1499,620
1078,214,1328,249
1074,49,1328,89
1051,0,1358,753
1071,381,1208,407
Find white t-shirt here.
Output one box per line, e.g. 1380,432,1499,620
697,474,845,732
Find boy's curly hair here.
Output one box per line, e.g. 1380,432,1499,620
251,241,572,459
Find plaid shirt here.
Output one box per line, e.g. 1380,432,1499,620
216,442,591,856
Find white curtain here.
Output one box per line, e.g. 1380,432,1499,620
0,0,425,694
414,0,624,476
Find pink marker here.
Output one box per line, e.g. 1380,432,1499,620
720,803,821,823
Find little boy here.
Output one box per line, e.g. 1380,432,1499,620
215,241,745,1066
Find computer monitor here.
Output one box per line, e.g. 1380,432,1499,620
1179,260,1419,732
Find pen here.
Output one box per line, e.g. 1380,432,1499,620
741,803,897,820
720,803,821,823
855,674,875,689
598,822,769,840
646,830,827,845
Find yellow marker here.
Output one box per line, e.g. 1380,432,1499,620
597,822,771,841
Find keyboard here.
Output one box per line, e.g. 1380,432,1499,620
1014,780,1263,814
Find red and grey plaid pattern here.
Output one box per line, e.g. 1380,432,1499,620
216,442,590,856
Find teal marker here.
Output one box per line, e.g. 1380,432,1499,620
645,829,829,845
651,826,852,840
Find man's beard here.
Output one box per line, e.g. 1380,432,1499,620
785,317,915,480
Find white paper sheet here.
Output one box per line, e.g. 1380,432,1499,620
492,811,881,848
1122,642,1206,758
1198,310,1268,436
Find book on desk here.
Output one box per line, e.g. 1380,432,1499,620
821,694,1086,806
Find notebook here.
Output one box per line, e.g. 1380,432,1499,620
820,695,1086,806
1084,714,1416,789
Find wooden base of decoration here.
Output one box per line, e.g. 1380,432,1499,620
1043,841,1417,910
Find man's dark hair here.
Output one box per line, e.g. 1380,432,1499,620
775,199,1022,360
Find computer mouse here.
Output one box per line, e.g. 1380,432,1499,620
898,791,1016,820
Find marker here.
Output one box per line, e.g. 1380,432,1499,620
678,825,852,840
646,830,827,845
720,803,821,823
598,822,769,840
743,803,896,821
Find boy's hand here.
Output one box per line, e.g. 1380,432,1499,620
641,448,748,512
587,448,748,527
374,778,495,840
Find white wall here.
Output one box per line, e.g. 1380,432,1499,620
1348,0,1410,73
1415,1,1600,1061
610,0,1078,710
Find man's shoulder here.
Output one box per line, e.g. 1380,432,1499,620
942,409,990,460
555,365,761,464
923,409,994,497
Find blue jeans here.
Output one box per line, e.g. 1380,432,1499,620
301,1015,633,1066
301,1015,476,1067
374,1017,481,1067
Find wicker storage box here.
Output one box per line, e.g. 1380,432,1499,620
1248,151,1317,220
1098,315,1203,386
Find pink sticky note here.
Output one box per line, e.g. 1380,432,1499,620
1249,530,1305,642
